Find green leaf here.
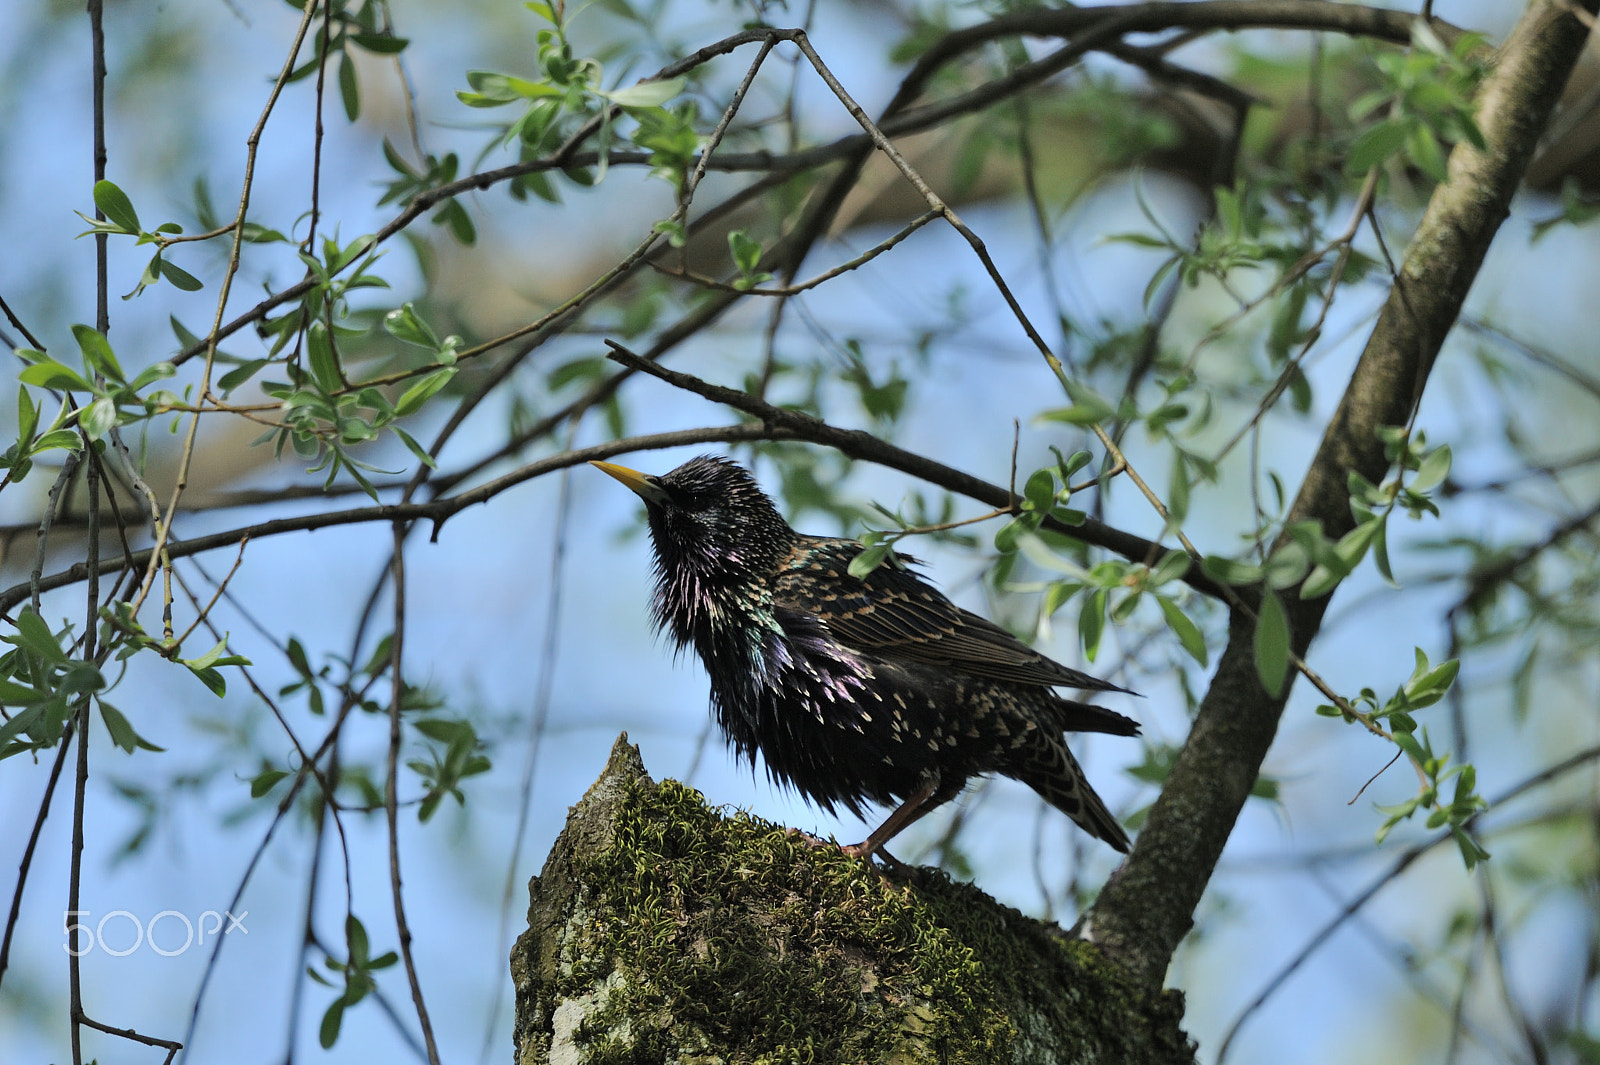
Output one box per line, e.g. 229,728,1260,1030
99,701,162,754
1142,255,1180,311
183,637,239,672
1149,550,1191,587
93,179,141,234
319,998,345,1049
307,323,342,394
33,429,84,453
1107,231,1171,249
58,663,104,697
847,543,890,579
347,915,370,964
1023,468,1055,512
218,360,270,395
79,396,116,441
13,610,67,662
1037,405,1108,427
1263,542,1310,590
394,367,456,417
1406,123,1448,183
1452,826,1489,870
653,218,687,247
0,705,45,750
1392,728,1426,765
383,304,439,348
128,361,177,392
602,76,685,109
1042,581,1081,618
339,50,360,121
434,201,476,244
1157,594,1208,666
1347,120,1409,174
250,768,290,797
391,427,437,470
1055,448,1093,479
1411,444,1452,493
349,33,409,54
1410,656,1460,701
157,257,204,292
188,667,227,698
1300,564,1342,600
413,718,470,743
1079,587,1107,661
1200,555,1264,586
18,361,94,393
1301,517,1379,598
1061,378,1116,424
16,385,37,445
728,230,762,276
1254,587,1290,697
72,324,124,383
1371,517,1396,586
1167,453,1190,525
993,518,1024,554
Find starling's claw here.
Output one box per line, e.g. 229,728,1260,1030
838,840,913,875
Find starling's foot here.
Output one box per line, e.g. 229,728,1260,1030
839,840,912,874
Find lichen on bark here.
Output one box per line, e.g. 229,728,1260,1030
512,734,1194,1065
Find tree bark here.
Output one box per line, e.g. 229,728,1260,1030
1083,0,1600,984
512,735,1195,1065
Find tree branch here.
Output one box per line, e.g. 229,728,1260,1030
602,341,1228,599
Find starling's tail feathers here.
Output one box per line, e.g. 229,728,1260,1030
1049,697,1141,737
1016,740,1132,853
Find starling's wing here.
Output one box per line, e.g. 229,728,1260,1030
773,537,1133,695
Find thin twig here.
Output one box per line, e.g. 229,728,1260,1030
130,0,321,614
171,536,250,649
0,722,75,992
385,523,441,1065
646,209,940,296
1215,740,1600,1061
163,4,1433,371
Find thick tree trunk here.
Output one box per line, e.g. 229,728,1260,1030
1083,0,1600,984
512,735,1194,1065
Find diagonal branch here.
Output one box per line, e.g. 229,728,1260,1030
601,341,1227,599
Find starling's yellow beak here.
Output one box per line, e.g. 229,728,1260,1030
589,460,670,505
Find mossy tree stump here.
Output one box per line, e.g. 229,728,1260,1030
511,734,1194,1065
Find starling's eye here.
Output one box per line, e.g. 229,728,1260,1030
663,484,706,511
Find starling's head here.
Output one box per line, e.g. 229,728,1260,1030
590,454,795,608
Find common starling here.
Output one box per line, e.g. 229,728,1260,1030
592,454,1139,858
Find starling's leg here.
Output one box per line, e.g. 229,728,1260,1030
840,776,941,860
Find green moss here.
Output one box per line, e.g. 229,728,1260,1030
520,745,1192,1064
902,869,1190,1062
570,777,1013,1064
